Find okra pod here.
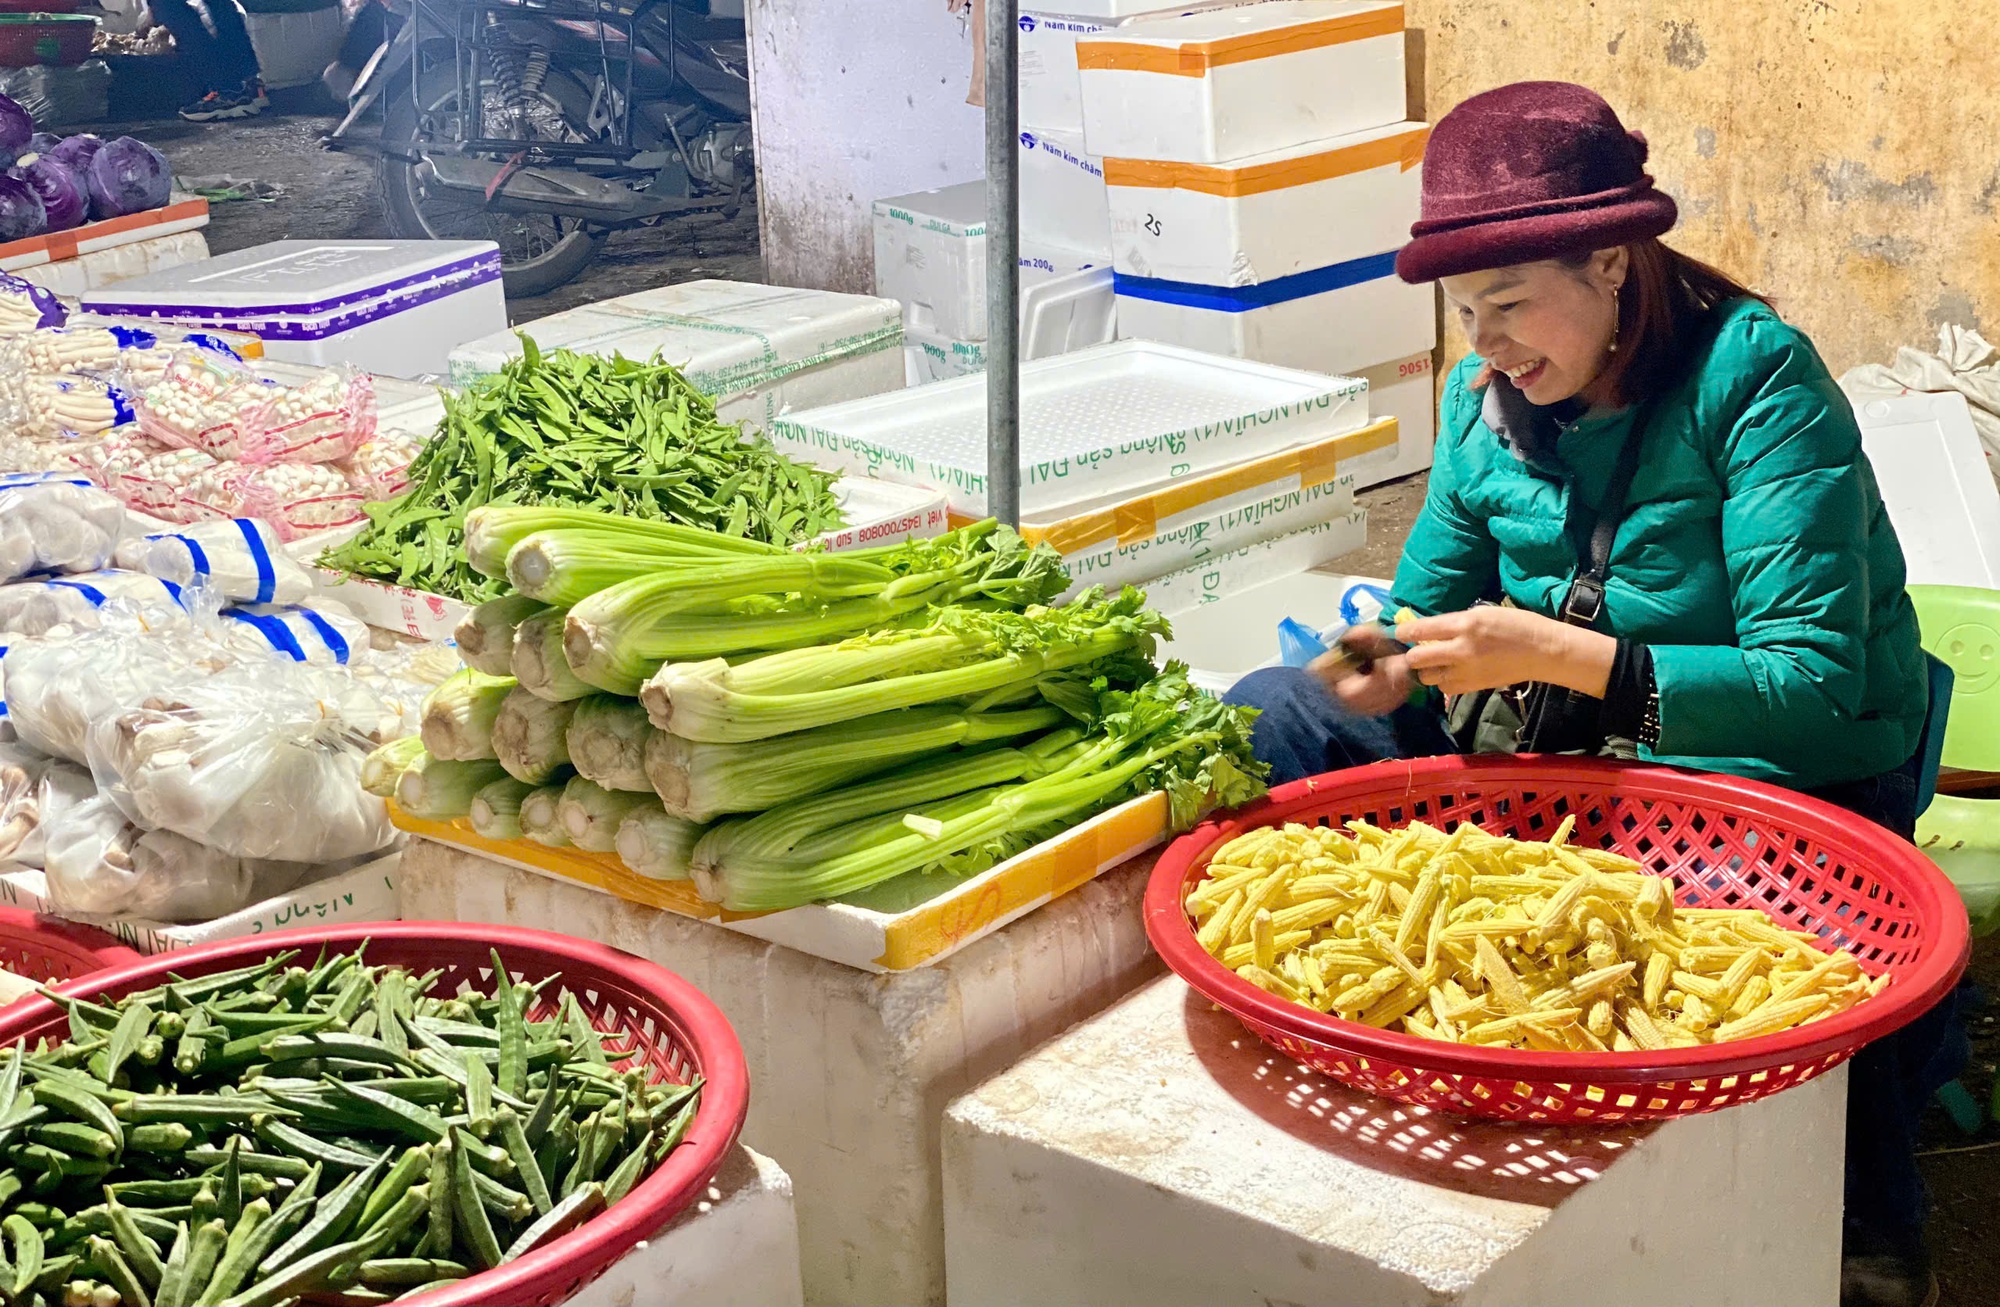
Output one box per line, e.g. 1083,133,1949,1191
322,1082,449,1147
192,1196,269,1306
126,1124,195,1155
116,1096,298,1126
83,1236,149,1307
461,1053,495,1139
7,1211,46,1298
252,1116,379,1173
103,1004,153,1086
185,1147,310,1181
258,1152,387,1276
498,1182,604,1265
103,1197,164,1291
418,1140,452,1260
354,1145,429,1235
28,1122,117,1160
448,1127,503,1271
496,1109,551,1216
355,1257,467,1288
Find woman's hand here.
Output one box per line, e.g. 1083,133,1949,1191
1397,607,1617,697
1307,624,1416,718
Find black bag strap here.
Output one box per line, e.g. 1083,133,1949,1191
1554,402,1654,630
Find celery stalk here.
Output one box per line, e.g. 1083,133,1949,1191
419,668,517,761
511,610,593,702
566,695,658,793
556,777,660,853
615,806,705,881
455,595,549,677
690,670,1268,911
396,753,509,821
361,736,426,799
518,784,571,848
464,505,783,580
469,776,535,841
643,589,1166,743
491,687,578,785
643,703,1067,823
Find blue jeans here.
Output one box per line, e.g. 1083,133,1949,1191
1226,666,1969,1251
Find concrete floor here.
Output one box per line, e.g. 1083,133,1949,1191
150,98,2000,1307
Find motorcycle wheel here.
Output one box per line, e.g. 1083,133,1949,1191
379,80,607,300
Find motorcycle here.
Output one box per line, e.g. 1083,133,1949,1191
326,0,754,298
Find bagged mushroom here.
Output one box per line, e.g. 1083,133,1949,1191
0,474,126,583
0,755,95,868
84,658,401,862
113,517,312,605
0,570,189,638
216,601,368,666
4,619,236,763
39,792,327,921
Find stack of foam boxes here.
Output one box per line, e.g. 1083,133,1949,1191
1076,0,1439,486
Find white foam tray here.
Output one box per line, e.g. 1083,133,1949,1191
1855,390,2000,589
768,340,1369,518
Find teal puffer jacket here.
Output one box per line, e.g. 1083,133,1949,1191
1392,297,1927,790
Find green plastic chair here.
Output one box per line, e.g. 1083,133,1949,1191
1910,585,2000,936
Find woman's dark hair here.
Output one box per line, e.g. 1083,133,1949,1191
1560,239,1770,406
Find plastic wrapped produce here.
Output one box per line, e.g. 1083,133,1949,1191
0,271,61,337
84,658,401,862
0,369,134,439
217,601,368,665
112,517,311,605
246,368,375,464
40,792,328,922
0,757,93,868
130,349,269,459
186,461,365,540
0,474,125,583
0,570,187,638
338,425,427,501
4,621,235,762
95,441,218,522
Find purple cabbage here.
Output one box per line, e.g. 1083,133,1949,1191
0,97,30,171
85,136,171,221
12,157,84,232
47,134,101,188
0,175,45,243
25,133,59,159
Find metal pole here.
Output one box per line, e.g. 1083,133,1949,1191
984,0,1021,527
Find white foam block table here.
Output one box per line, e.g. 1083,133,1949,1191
400,838,1163,1307
569,1144,802,1307
944,975,1845,1307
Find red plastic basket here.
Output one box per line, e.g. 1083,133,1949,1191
0,907,141,990
1147,755,1971,1123
0,921,750,1307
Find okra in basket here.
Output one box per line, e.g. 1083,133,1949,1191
0,943,702,1307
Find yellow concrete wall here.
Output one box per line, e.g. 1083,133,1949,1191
1406,1,1999,374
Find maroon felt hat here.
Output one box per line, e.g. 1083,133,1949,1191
1395,81,1678,283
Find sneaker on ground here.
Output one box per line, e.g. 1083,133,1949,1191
242,78,270,110
179,86,264,123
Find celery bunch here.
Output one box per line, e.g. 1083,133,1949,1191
689,667,1265,911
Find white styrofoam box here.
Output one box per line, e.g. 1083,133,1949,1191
904,265,1117,384
399,835,1162,1307
770,340,1370,519
1105,120,1426,285
0,852,402,954
245,5,345,91
1059,479,1364,599
1077,1,1406,164
1135,508,1367,610
1018,126,1113,254
1856,390,2000,589
448,280,905,431
1022,4,1287,134
15,230,211,299
79,240,507,380
1116,253,1436,376
874,180,987,340
311,476,951,640
569,1145,803,1307
1344,350,1435,486
944,975,1845,1307
906,328,987,385
1158,567,1386,691
1020,237,1106,287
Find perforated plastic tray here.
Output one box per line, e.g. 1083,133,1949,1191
768,340,1369,518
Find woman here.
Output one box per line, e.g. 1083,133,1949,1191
1229,82,1960,1307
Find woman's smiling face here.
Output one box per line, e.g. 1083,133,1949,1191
1441,249,1628,407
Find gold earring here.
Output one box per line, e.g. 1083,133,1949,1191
1608,287,1621,355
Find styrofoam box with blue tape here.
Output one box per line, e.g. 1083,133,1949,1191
448,279,905,433
79,240,507,381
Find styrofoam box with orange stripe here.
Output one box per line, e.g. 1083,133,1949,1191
1076,0,1406,165
1105,120,1426,285
1019,2,1287,136
1341,351,1435,485
0,197,211,274
1049,418,1385,597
